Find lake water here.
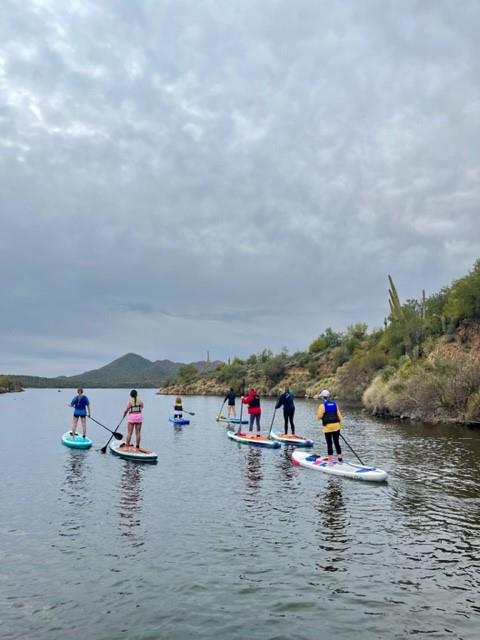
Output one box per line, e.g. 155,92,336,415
2,389,480,640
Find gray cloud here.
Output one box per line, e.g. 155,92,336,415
1,0,479,375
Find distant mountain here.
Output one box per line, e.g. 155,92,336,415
9,353,222,388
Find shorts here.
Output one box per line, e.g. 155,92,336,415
128,413,143,424
73,411,87,417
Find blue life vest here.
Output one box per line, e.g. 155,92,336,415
322,400,339,426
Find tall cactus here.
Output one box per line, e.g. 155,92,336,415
388,275,403,321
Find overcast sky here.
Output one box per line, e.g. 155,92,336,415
1,0,479,376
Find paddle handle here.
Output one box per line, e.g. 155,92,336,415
216,399,226,420
339,432,364,465
100,415,125,454
267,407,277,438
236,395,245,434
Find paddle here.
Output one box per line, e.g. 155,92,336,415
100,416,126,454
236,380,246,434
340,432,365,465
181,409,195,416
216,399,226,421
89,416,123,440
267,407,277,439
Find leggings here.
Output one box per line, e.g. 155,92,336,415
283,409,295,434
324,430,342,456
249,414,261,432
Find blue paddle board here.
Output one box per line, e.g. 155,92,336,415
169,417,190,425
61,431,92,449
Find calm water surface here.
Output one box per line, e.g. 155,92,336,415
2,389,480,639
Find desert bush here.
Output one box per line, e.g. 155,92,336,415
363,350,480,422
335,350,388,402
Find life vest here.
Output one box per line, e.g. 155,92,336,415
128,399,142,413
322,400,339,426
249,394,260,408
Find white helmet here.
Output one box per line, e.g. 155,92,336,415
320,389,330,398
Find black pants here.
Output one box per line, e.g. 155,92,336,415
283,408,295,434
324,430,342,457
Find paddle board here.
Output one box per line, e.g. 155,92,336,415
271,431,314,447
291,451,387,482
109,441,158,463
227,430,281,448
217,416,248,425
169,417,190,425
61,432,92,449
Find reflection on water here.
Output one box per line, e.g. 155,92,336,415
315,478,350,572
4,391,480,640
278,448,296,483
117,462,144,551
244,447,263,493
63,450,88,489
58,451,93,542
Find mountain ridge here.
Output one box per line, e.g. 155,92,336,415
8,352,222,388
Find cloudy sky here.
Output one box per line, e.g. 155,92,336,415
1,0,479,376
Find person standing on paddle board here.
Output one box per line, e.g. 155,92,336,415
275,387,295,435
174,396,183,419
224,387,236,418
242,388,262,435
316,389,343,465
69,388,90,438
122,389,144,449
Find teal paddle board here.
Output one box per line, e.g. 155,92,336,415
61,431,92,449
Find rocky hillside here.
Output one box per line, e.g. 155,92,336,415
159,261,480,424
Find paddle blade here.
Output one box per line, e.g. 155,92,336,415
114,432,123,440
100,446,108,454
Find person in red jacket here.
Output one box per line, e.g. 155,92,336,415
241,388,262,435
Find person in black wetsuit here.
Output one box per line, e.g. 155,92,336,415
224,387,236,418
275,387,295,434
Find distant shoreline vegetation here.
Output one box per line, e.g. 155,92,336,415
0,376,24,394
159,260,480,425
3,260,480,424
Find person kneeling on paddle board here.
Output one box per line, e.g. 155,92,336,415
275,386,295,435
69,387,91,438
242,388,262,435
122,390,144,449
316,389,343,465
174,396,183,419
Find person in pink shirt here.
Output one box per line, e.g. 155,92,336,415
121,389,144,449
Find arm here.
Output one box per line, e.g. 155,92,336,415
275,393,284,410
242,391,253,405
316,404,325,420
